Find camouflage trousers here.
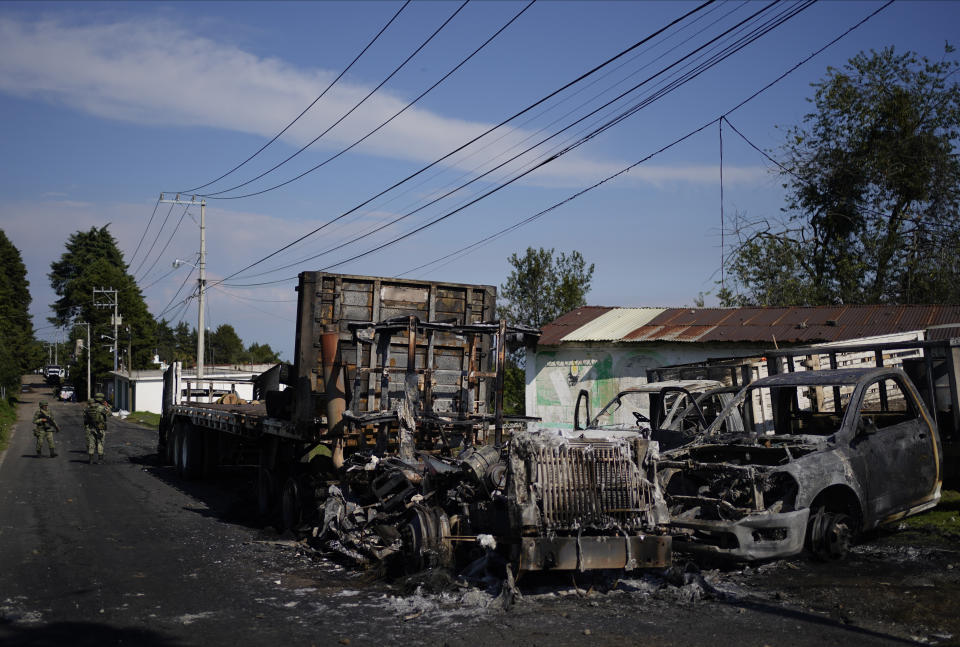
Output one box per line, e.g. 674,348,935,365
85,425,105,456
34,429,55,453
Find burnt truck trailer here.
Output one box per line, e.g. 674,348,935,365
159,272,672,573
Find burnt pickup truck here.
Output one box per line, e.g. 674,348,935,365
574,379,741,450
659,367,942,560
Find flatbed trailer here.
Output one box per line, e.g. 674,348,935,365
160,271,500,523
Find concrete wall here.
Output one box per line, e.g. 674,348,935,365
526,342,765,428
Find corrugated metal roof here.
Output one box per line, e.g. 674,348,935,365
537,306,612,345
561,308,665,342
539,305,960,346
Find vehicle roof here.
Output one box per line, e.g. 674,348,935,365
748,367,906,387
618,379,725,393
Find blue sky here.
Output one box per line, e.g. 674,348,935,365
1,0,957,361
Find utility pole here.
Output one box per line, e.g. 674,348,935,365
94,287,119,403
76,321,91,401
160,194,206,382
127,326,133,410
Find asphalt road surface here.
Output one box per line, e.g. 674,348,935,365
1,376,957,647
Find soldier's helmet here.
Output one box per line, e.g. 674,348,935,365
94,392,105,402
39,400,48,407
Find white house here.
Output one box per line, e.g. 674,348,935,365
527,304,960,428
108,364,277,413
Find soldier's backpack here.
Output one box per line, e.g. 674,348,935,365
84,404,107,427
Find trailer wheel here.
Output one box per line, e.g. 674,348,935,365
257,468,276,521
173,423,185,473
280,477,302,531
202,430,219,476
179,424,205,480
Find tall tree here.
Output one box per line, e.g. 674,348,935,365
50,226,155,392
499,247,595,329
724,46,960,306
208,324,244,365
0,230,35,396
499,247,594,414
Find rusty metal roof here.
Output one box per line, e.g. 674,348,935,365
539,305,960,346
561,308,665,342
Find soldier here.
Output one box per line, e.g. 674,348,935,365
32,400,60,457
83,393,110,464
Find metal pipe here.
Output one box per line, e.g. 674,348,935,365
321,324,346,469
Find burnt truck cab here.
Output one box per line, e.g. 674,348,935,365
500,426,672,571
659,368,942,560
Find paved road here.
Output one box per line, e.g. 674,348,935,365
0,376,950,646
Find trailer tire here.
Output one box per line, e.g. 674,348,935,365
173,423,185,473
179,424,205,480
202,429,219,476
257,467,276,521
280,477,302,531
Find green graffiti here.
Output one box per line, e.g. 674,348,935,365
536,351,562,407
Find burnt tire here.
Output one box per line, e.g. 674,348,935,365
807,507,853,561
280,477,302,532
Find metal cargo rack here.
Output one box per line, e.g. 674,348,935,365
343,316,540,456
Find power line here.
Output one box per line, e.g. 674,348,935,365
194,0,472,198
136,204,191,283
235,0,744,279
130,200,177,277
208,285,296,322
210,0,718,285
403,0,895,279
180,1,412,195
155,265,196,320
221,0,803,284
126,194,161,268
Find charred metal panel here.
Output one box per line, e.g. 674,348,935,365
292,272,496,425
520,535,671,570
530,441,652,531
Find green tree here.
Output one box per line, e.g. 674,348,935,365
49,226,156,393
244,342,281,364
0,230,34,396
724,46,960,306
208,324,244,365
499,247,594,414
499,247,595,329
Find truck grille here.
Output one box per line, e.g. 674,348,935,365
532,441,654,531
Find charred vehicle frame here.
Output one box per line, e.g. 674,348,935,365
659,367,942,561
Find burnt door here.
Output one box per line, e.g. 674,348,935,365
856,376,937,518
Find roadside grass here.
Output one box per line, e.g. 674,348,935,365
900,489,960,538
126,411,161,429
0,397,15,452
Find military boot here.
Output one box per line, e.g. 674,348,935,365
88,454,94,464
49,451,57,458
97,454,103,463
36,449,42,457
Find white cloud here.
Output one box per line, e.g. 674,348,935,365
0,14,767,190
0,199,304,358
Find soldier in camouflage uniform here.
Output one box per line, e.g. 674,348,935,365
33,400,59,457
84,393,110,464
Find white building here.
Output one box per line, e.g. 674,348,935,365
108,364,276,413
527,304,960,428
